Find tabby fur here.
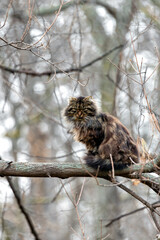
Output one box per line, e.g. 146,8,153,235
64,96,139,170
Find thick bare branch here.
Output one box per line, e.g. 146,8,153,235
0,155,159,179
0,156,159,196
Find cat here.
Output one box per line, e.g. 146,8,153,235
64,96,139,170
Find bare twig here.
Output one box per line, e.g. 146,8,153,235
51,178,74,203
61,179,87,240
35,0,115,17
109,154,115,179
6,176,42,240
0,0,13,29
105,201,160,228
1,78,65,128
17,149,85,160
21,0,35,41
110,178,160,217
70,179,87,240
130,32,160,133
106,74,160,120
0,44,124,76
1,195,7,240
76,178,86,206
150,211,160,232
29,0,64,48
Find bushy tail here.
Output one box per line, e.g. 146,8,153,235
83,152,129,171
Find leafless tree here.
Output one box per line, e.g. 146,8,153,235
0,1,159,240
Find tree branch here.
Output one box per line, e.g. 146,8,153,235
1,156,160,226
105,200,160,228
111,178,160,217
0,44,123,77
106,74,160,120
0,155,159,178
0,156,159,195
6,176,42,240
35,0,116,18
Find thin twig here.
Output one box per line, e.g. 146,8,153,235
70,182,87,240
1,195,7,240
150,211,160,232
0,0,13,29
6,177,42,240
29,0,64,48
109,154,115,179
110,178,160,217
106,74,160,120
105,200,160,228
0,44,124,76
130,32,160,133
76,178,86,206
61,179,87,240
21,0,35,41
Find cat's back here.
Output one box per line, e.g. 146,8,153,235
97,112,135,145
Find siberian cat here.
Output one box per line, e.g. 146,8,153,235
64,96,139,170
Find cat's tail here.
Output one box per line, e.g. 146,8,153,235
83,152,129,171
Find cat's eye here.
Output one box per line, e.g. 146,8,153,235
83,107,96,116
86,106,93,111
86,107,95,112
68,107,76,113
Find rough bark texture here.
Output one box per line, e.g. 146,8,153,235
0,156,159,179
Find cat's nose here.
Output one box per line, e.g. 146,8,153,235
77,111,83,117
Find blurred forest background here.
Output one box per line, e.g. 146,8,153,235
0,0,160,239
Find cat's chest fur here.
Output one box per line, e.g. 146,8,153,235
72,117,104,152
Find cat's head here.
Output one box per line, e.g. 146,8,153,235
64,96,98,123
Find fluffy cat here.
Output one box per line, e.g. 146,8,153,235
64,96,139,170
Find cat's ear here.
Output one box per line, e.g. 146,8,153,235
69,97,77,102
84,96,93,101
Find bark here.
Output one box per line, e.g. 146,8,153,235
0,156,159,179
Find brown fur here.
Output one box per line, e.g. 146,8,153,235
64,96,139,170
